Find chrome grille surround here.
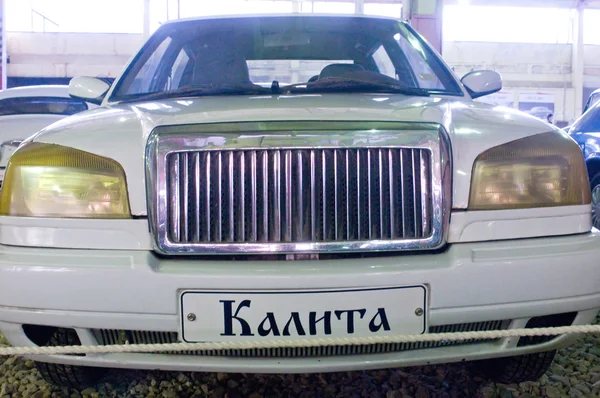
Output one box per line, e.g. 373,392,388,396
93,320,508,357
146,122,451,255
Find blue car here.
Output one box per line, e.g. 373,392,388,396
569,99,600,228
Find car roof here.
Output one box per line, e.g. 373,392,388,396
162,13,401,25
0,85,70,100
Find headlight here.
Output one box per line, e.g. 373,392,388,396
0,142,130,218
469,132,590,210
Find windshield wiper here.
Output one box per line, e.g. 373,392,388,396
120,84,272,103
280,77,430,97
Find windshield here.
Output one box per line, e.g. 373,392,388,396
111,16,463,101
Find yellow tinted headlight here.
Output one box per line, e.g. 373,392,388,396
469,132,590,210
0,142,130,218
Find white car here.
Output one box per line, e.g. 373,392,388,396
525,106,553,120
0,85,92,183
0,15,598,389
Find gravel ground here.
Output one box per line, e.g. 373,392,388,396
2,331,600,397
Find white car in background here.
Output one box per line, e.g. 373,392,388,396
0,85,92,183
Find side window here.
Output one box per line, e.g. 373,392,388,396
169,49,192,90
0,97,88,116
396,36,444,89
124,37,173,95
372,46,396,79
591,93,600,110
572,104,600,133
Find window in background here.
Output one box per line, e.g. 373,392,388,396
180,0,293,17
584,9,600,45
443,5,572,44
151,0,293,33
6,0,143,33
0,97,88,116
364,3,402,18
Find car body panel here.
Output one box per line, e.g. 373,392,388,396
0,232,599,371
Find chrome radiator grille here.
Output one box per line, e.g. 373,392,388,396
148,124,449,254
167,148,432,244
93,320,509,358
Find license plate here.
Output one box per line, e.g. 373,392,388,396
179,286,427,343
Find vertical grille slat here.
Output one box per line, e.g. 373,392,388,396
310,150,317,241
322,150,328,240
378,149,384,239
165,147,435,247
345,149,351,240
204,152,211,241
421,150,431,238
181,153,189,242
356,149,362,239
250,151,257,241
192,152,200,242
261,150,269,241
216,151,223,242
388,149,395,239
367,150,373,239
334,150,339,240
412,150,420,238
399,149,406,238
272,150,281,242
228,151,235,242
284,150,293,242
295,151,304,241
238,151,246,242
169,154,180,243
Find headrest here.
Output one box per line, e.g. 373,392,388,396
319,63,366,79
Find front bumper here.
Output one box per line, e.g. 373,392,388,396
1,231,600,373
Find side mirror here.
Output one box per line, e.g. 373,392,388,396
68,76,111,105
461,70,502,99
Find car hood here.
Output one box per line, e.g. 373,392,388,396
32,94,555,215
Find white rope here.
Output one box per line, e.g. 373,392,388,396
1,324,600,356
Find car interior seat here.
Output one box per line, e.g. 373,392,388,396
192,41,252,86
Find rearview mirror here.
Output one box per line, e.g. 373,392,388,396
461,70,502,99
68,76,111,105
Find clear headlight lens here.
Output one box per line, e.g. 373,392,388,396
469,132,590,210
0,142,130,218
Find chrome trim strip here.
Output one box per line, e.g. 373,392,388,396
146,123,451,255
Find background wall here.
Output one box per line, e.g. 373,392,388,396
443,41,578,124
6,32,142,79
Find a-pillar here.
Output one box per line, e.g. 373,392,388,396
402,0,443,54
